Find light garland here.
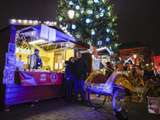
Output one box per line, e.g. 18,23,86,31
10,19,57,26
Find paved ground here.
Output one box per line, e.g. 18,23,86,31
0,98,160,120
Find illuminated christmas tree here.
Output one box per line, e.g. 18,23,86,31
56,0,118,51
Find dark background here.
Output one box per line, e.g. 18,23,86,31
0,0,160,52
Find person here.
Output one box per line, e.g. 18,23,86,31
105,62,114,79
134,66,145,86
74,52,87,102
64,57,75,101
30,49,43,69
16,55,24,71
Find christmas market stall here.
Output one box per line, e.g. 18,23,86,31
119,45,152,67
0,20,77,108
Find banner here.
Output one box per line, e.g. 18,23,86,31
16,71,63,86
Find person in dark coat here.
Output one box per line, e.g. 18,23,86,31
64,57,75,100
74,52,87,102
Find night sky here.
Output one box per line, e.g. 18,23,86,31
0,0,160,52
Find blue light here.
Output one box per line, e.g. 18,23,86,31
69,1,74,5
106,28,110,33
71,24,76,29
100,12,104,17
97,41,102,45
75,5,80,10
91,29,95,35
100,8,105,13
106,38,110,42
94,0,99,3
85,18,91,23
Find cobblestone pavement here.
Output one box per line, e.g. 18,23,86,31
0,99,160,120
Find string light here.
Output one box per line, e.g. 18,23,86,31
91,29,95,35
23,20,28,24
87,9,93,14
85,18,91,23
106,28,110,33
106,38,110,42
75,5,80,10
28,20,33,24
9,19,57,26
67,10,75,19
18,19,22,23
94,0,99,3
71,24,76,29
10,19,16,24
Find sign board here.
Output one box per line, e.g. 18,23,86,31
48,28,56,42
16,71,62,86
40,24,49,40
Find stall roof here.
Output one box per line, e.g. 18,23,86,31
17,24,75,43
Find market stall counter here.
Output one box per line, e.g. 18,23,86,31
2,23,76,107
15,71,62,86
5,71,63,106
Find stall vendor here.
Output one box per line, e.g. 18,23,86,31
16,55,24,71
30,49,43,69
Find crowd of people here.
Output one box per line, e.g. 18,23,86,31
64,53,157,103
64,52,87,102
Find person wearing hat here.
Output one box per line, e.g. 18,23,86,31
30,49,43,69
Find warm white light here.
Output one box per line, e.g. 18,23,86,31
133,54,137,59
23,20,28,24
33,20,38,25
18,19,22,23
55,63,59,69
45,21,50,25
108,12,111,16
64,29,67,33
60,25,63,28
91,29,95,35
10,19,16,24
114,43,118,47
49,22,53,26
67,10,75,19
53,21,57,25
44,21,57,26
61,26,64,30
87,9,93,14
76,34,80,38
59,17,63,21
28,20,33,24
88,0,93,4
29,39,46,44
96,15,99,19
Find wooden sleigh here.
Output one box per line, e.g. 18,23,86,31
85,70,135,112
